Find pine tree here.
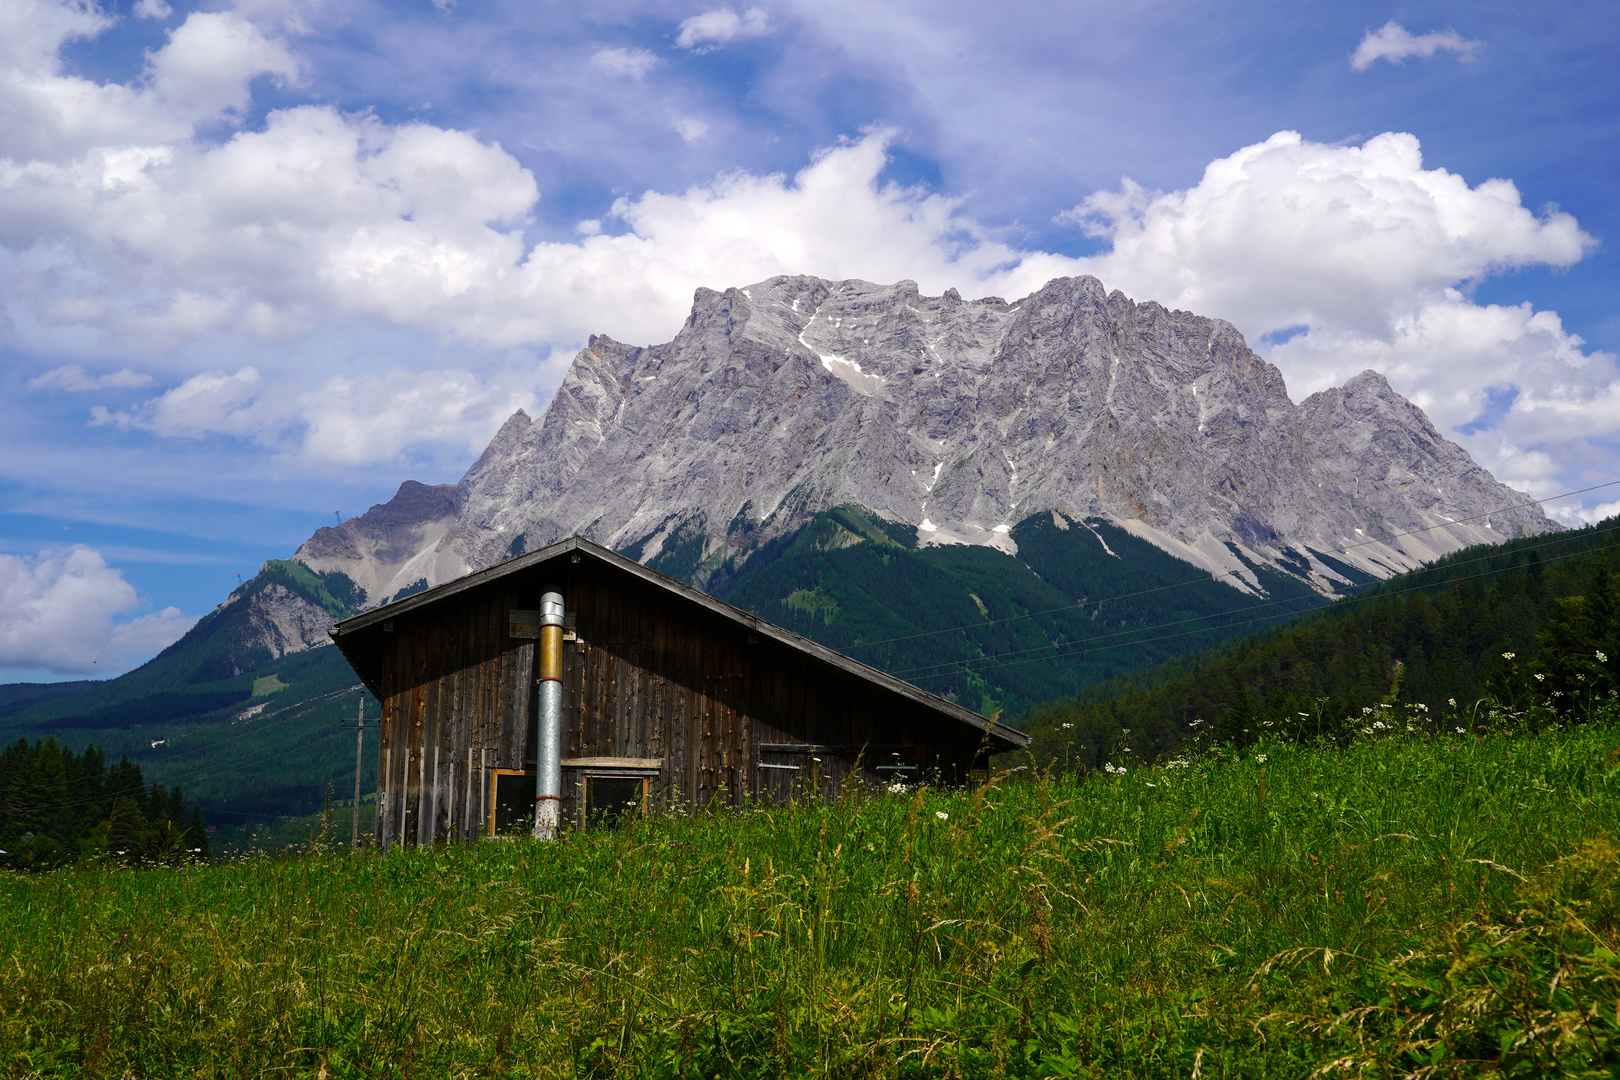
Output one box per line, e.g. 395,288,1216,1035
1217,687,1258,747
103,797,146,864
183,806,211,862
1585,566,1620,699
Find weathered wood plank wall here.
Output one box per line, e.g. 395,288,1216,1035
374,560,991,847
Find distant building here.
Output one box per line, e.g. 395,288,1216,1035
330,536,1027,847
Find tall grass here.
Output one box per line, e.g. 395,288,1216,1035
2,721,1617,1078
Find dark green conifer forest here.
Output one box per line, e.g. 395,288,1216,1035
0,738,210,870
1023,517,1620,768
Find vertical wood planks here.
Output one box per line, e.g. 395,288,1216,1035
361,548,995,845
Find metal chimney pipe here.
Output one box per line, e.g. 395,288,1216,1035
534,589,565,840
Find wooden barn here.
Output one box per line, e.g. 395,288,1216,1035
329,535,1028,847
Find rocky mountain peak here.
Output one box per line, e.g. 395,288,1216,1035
296,273,1554,604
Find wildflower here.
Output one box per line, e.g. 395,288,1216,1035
1448,697,1457,707
1362,707,1373,715
1372,721,1387,730
1598,650,1609,663
1535,673,1545,682
1255,754,1268,764
935,811,948,821
1060,722,1074,730
1502,651,1516,660
1454,726,1467,734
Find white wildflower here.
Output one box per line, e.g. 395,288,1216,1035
1448,697,1457,707
1598,650,1609,663
1535,673,1545,682
1255,754,1268,764
1372,721,1387,730
1362,707,1373,715
935,811,949,821
1502,651,1516,660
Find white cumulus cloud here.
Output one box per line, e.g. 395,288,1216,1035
145,10,302,122
1062,130,1610,499
1352,21,1481,71
89,364,544,466
676,6,770,51
1,5,1614,515
0,545,194,675
591,46,660,80
28,364,153,391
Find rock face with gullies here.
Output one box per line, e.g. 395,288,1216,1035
297,274,1554,601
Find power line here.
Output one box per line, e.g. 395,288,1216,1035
2,723,355,816
1331,477,1620,555
891,517,1620,681
841,478,1620,654
924,533,1620,683
1,683,363,794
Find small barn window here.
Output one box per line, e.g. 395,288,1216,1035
583,774,647,827
487,769,535,836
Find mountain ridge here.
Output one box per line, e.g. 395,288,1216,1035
297,273,1553,605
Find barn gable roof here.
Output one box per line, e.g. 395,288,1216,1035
329,535,1030,752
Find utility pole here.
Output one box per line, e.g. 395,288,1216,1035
352,693,366,848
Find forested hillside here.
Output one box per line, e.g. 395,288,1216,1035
0,561,373,834
704,505,1331,717
1023,516,1620,768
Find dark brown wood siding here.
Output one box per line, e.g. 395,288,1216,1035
371,557,993,847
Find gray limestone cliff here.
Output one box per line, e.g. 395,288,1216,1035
297,274,1554,602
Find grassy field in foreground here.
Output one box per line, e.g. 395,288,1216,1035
2,722,1618,1079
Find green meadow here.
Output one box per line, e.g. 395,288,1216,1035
3,714,1618,1079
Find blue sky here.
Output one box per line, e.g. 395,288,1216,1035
1,0,1617,680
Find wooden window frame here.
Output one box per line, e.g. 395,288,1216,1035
487,768,536,837
578,772,651,828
